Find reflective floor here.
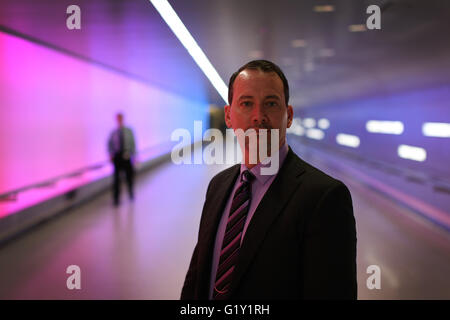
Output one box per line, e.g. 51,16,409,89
0,143,449,300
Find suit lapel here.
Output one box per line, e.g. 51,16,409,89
229,147,306,295
196,164,240,296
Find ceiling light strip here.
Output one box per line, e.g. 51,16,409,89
149,0,228,103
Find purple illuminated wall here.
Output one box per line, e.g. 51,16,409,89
0,31,209,194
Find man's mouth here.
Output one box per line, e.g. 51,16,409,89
247,127,272,133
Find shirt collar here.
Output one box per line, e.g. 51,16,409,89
240,142,289,185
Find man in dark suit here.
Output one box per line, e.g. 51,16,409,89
181,60,357,300
108,112,136,206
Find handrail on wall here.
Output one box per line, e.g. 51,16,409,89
0,143,173,201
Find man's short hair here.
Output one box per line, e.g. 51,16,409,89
228,60,290,106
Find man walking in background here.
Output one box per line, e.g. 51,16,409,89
108,112,136,207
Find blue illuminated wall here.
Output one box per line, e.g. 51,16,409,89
292,86,450,230
297,85,450,179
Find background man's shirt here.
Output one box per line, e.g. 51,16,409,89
108,126,136,158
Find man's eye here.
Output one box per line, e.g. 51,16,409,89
241,101,252,107
267,101,278,107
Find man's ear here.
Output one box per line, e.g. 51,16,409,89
287,105,294,128
224,105,232,128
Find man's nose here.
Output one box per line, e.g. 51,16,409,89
251,104,268,126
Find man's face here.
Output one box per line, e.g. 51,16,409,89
116,114,123,127
224,69,293,158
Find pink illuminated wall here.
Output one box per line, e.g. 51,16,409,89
0,32,209,194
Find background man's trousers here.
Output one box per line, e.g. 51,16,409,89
112,154,135,205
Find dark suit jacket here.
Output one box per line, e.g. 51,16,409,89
181,146,357,300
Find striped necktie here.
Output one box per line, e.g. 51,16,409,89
213,169,255,300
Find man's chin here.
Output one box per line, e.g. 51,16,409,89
244,145,273,158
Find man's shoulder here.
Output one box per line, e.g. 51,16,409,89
288,149,347,192
203,148,349,197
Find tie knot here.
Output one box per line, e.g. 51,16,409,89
241,170,255,183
